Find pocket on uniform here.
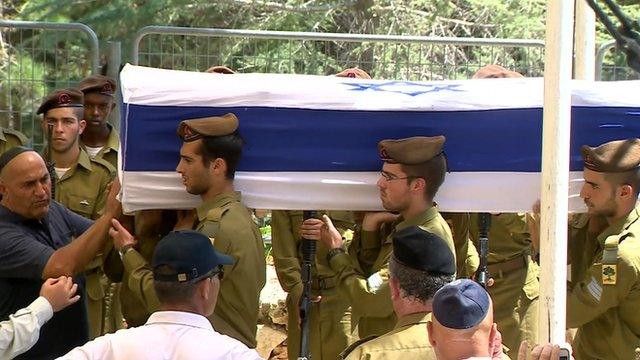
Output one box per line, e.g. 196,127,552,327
85,272,105,301
64,194,95,218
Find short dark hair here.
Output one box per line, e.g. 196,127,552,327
402,154,447,200
197,131,245,179
389,256,454,303
605,168,640,197
153,265,199,304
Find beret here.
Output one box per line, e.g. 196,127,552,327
77,75,117,95
472,64,523,79
205,65,236,74
581,139,640,173
177,113,239,142
36,88,84,115
335,68,371,79
432,279,491,329
392,226,455,275
378,136,445,164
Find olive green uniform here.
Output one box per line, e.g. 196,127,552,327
53,148,121,338
442,212,480,277
196,191,266,348
271,210,354,360
328,206,455,339
82,125,119,169
468,213,539,357
567,205,640,360
0,127,28,154
341,312,435,360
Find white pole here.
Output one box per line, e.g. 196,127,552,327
539,0,575,344
575,0,596,80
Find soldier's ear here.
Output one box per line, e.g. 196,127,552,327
619,184,633,199
426,321,436,346
210,158,228,176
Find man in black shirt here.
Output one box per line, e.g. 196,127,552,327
0,147,120,359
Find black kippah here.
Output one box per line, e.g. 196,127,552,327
0,146,34,173
392,226,456,275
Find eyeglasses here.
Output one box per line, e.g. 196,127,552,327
379,171,419,182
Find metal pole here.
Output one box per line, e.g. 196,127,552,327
107,41,122,131
539,0,574,344
575,0,596,80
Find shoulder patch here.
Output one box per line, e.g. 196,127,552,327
205,206,232,222
340,335,378,359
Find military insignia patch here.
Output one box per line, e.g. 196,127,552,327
602,264,617,285
58,93,71,105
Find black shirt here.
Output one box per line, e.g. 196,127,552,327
0,201,92,359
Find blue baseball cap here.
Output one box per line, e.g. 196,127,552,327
152,230,234,283
432,279,490,329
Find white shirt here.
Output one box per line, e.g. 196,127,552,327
83,146,103,159
54,167,70,180
57,311,263,360
0,296,53,360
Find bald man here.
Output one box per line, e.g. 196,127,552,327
0,147,121,359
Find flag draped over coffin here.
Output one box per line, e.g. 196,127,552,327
119,64,640,213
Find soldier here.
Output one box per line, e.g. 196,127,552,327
341,226,456,359
465,64,539,357
0,126,28,155
176,113,266,348
77,75,119,168
302,136,477,339
271,210,354,360
567,138,640,359
271,67,367,360
37,88,118,339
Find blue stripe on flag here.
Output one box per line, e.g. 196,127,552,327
122,104,640,172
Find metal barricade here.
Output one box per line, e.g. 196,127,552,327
0,20,99,148
133,26,546,80
595,40,640,81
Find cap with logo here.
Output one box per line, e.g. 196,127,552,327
77,75,117,96
177,113,239,142
152,230,235,283
36,88,84,115
378,136,446,165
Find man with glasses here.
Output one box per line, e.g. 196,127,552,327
302,136,476,339
59,229,262,360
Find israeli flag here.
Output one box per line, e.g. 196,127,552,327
119,64,640,213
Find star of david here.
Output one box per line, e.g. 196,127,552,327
342,81,464,97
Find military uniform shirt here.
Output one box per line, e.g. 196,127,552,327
568,205,640,360
81,125,119,169
329,206,455,338
196,191,266,348
342,312,436,360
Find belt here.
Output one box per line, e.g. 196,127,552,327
487,255,530,278
311,276,337,290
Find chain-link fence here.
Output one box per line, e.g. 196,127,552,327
132,27,547,80
0,20,99,148
596,40,640,81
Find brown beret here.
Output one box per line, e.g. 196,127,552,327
77,75,117,96
37,88,84,115
205,66,236,74
378,136,446,164
177,113,239,142
472,64,523,79
581,139,640,173
335,68,371,79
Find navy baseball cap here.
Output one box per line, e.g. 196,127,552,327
432,279,490,329
152,230,234,282
392,226,455,275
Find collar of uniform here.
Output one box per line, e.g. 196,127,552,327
395,206,439,232
145,311,214,331
596,205,640,245
0,128,6,142
394,311,431,330
76,147,94,171
196,191,241,222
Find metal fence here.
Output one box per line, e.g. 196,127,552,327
0,20,99,148
132,26,547,80
596,40,640,81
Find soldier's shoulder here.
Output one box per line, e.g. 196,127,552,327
340,335,379,359
1,127,28,146
90,156,116,177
